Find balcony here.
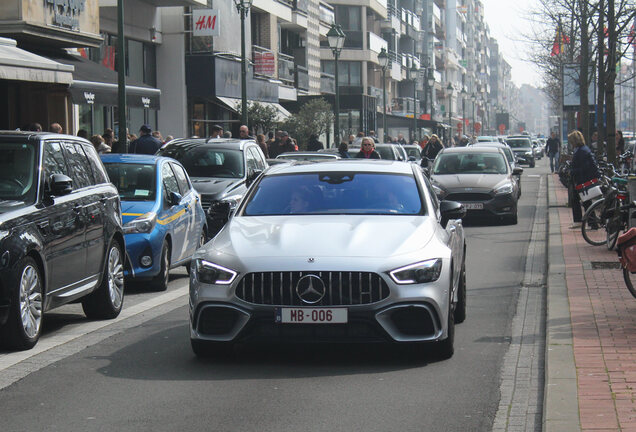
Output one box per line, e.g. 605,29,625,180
381,2,401,30
278,52,295,86
319,2,335,24
368,31,388,54
392,97,416,115
320,72,335,94
295,65,309,92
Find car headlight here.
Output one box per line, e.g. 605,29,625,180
194,259,238,285
389,259,443,284
123,212,157,234
494,183,514,195
525,151,533,156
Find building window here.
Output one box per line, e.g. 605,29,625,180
322,61,361,86
335,6,361,31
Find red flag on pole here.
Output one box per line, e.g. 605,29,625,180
550,27,569,57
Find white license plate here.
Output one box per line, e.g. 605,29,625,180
275,308,348,324
463,203,484,210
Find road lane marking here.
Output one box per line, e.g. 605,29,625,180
0,283,189,373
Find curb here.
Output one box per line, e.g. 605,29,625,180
542,175,581,431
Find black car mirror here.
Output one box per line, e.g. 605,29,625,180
246,169,262,186
169,191,182,206
49,174,73,196
440,200,466,227
512,167,524,176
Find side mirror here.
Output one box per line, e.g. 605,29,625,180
512,167,524,176
246,169,262,186
440,200,466,227
169,191,182,206
49,174,73,196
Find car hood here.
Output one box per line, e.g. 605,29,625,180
432,174,509,191
207,215,436,259
190,177,245,198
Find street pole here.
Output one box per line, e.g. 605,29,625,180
327,24,345,145
412,66,417,143
117,0,126,153
239,5,248,126
382,66,387,141
447,83,453,142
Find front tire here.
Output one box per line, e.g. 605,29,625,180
0,256,43,350
622,268,636,299
435,307,455,360
82,240,125,320
581,198,607,246
454,261,467,324
151,241,170,291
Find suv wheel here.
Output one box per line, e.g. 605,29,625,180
82,241,124,319
454,261,467,324
435,306,455,360
1,256,43,350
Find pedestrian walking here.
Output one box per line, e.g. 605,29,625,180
397,133,407,145
77,129,88,139
50,123,63,134
616,130,625,155
269,131,295,158
355,137,381,159
568,130,600,229
546,131,561,173
307,134,324,151
152,131,164,144
256,134,269,158
129,124,162,155
369,130,380,143
210,124,223,139
421,134,443,167
337,142,351,158
90,134,112,154
352,132,365,147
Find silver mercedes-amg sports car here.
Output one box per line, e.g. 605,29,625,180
189,160,467,359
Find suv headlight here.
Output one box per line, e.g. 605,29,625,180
194,259,237,285
123,212,157,234
389,259,443,284
494,183,514,195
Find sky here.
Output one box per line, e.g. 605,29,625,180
482,0,544,88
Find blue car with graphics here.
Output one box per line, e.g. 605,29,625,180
101,154,207,291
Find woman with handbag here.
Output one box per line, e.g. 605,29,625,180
569,130,601,229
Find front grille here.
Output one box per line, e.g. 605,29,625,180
236,271,390,306
445,193,492,202
200,195,216,212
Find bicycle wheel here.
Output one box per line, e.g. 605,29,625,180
581,198,607,246
606,201,621,250
622,268,636,299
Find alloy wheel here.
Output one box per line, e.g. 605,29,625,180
19,264,42,339
107,246,124,309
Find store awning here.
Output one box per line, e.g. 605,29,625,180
0,38,73,84
43,51,161,109
216,96,291,122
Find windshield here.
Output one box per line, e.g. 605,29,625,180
405,147,421,159
433,152,508,175
244,172,424,216
507,138,532,149
104,163,157,201
0,142,38,208
348,146,396,160
161,147,244,178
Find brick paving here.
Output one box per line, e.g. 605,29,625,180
553,175,636,431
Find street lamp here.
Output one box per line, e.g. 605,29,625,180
460,87,467,136
234,0,253,127
378,47,389,142
427,69,435,120
447,83,453,139
327,23,345,144
409,62,418,142
471,93,477,135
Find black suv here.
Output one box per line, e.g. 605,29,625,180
157,138,267,238
0,132,125,350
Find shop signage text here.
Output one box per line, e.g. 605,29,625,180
193,9,220,37
45,0,86,31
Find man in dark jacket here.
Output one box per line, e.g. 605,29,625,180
421,134,443,167
130,124,162,155
546,131,561,173
307,134,324,151
269,131,296,158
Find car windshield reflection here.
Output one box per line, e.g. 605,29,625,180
104,163,157,201
433,153,508,175
243,172,424,216
0,142,38,207
161,147,245,178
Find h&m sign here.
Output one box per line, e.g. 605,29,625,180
45,0,86,31
193,10,220,37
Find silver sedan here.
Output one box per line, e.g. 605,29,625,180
189,160,467,359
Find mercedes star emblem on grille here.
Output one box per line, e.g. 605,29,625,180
296,274,326,304
307,257,315,263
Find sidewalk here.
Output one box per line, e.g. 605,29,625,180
545,174,636,431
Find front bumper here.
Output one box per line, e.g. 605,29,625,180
189,269,451,344
513,152,534,165
442,190,517,218
124,232,163,279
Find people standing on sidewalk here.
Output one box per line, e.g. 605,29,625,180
616,130,625,155
256,134,269,158
546,131,561,173
337,142,351,158
568,130,601,229
129,124,162,155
